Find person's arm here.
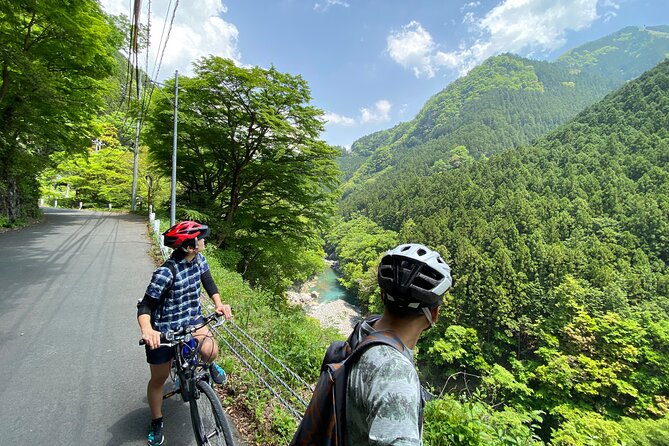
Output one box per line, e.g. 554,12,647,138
137,266,172,349
201,268,232,320
137,295,161,349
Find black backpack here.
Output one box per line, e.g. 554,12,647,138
289,316,405,446
152,259,177,321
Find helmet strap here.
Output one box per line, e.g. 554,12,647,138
421,306,435,328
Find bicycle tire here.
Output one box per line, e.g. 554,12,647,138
189,380,234,446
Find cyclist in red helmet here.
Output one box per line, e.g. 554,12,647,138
136,220,233,446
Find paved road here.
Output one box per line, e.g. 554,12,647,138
0,209,238,445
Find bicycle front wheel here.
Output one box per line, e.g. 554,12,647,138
189,380,234,446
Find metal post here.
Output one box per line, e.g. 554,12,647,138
131,119,140,211
145,174,152,213
170,70,179,227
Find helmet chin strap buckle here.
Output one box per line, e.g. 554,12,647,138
421,306,435,328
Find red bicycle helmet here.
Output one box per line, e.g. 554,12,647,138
162,221,210,249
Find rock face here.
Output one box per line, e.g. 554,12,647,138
286,287,362,337
306,299,362,338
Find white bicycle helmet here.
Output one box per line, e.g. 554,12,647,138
377,243,452,314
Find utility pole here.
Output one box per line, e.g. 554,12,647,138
130,0,142,212
170,70,179,227
131,118,140,211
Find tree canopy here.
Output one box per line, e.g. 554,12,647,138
329,57,669,443
144,57,341,292
0,0,122,223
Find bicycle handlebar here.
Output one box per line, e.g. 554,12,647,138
138,313,220,346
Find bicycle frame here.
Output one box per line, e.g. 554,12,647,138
162,315,220,401
141,313,235,445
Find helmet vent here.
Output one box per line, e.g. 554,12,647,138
413,275,435,290
422,266,443,281
377,243,452,311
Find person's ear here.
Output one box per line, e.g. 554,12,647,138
431,306,440,324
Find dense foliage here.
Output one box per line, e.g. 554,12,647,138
330,57,669,442
39,114,152,209
558,25,669,84
143,57,341,294
0,0,122,224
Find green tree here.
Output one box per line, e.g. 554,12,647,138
325,215,398,311
144,57,340,291
39,117,138,208
0,0,121,223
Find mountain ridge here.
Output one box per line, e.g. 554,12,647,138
339,25,669,190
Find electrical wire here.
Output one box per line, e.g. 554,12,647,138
139,0,180,130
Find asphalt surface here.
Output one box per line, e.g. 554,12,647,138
0,209,242,445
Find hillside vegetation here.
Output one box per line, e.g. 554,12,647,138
339,26,669,190
6,5,669,442
329,56,669,444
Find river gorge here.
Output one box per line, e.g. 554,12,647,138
287,262,362,337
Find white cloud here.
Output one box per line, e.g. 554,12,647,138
323,112,356,126
387,0,615,78
398,103,409,117
461,1,481,12
324,100,392,128
360,100,392,124
314,0,350,13
386,21,440,78
99,0,239,81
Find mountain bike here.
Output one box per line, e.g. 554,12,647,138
140,313,235,446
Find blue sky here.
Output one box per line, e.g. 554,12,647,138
100,0,669,149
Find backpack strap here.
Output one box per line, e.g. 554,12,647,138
360,328,431,437
153,260,177,320
345,330,405,367
329,329,405,444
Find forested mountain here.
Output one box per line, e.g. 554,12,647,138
330,55,669,443
339,26,669,187
558,25,669,83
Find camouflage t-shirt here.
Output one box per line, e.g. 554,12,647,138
345,321,422,446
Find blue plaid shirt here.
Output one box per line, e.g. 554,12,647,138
145,253,210,332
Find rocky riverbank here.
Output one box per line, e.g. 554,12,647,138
287,279,362,337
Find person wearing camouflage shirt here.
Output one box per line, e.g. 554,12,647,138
346,319,422,445
345,244,452,446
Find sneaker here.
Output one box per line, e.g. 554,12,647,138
147,419,164,446
209,363,227,385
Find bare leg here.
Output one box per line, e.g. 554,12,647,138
194,325,218,364
148,361,171,419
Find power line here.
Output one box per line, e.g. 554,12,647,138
153,0,180,84
140,0,180,128
150,0,173,81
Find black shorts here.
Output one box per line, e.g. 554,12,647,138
144,316,205,365
145,345,174,365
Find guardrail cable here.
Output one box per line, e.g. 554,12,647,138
201,302,307,419
212,324,304,420
213,321,309,409
228,319,314,393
